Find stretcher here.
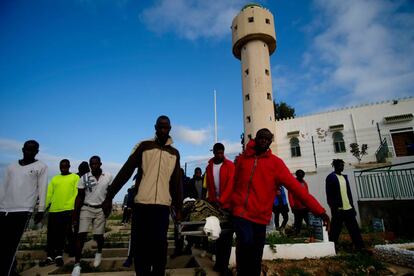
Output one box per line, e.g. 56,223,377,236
172,200,233,238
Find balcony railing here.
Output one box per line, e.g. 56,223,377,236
354,161,414,200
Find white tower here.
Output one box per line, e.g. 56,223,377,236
232,4,277,148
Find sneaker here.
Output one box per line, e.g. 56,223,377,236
93,253,102,268
71,264,81,276
211,254,216,262
55,256,64,267
200,250,207,258
39,257,54,267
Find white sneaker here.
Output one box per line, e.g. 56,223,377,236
71,264,81,276
93,253,102,267
211,254,216,262
200,250,207,258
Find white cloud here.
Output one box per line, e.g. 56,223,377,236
140,0,246,40
172,125,210,145
221,140,242,154
305,0,414,103
0,138,22,152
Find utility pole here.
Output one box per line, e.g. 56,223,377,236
214,89,218,143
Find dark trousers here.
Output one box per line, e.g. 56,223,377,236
272,205,288,229
214,221,234,273
233,216,266,276
46,210,73,258
293,208,309,233
0,211,32,276
133,204,170,276
122,207,131,223
329,209,365,250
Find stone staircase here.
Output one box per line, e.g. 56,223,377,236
17,220,220,275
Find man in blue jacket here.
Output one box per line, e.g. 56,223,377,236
325,159,364,251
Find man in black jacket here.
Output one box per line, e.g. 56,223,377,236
325,159,364,251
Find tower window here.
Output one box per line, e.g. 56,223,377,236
247,116,251,123
245,94,250,101
248,17,254,23
244,69,249,76
290,137,301,157
267,93,271,100
248,134,252,139
333,131,346,153
234,25,238,30
265,18,270,24
265,69,269,76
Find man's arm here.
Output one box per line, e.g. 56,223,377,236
45,178,54,211
276,159,325,216
170,151,182,221
102,147,140,217
105,150,139,200
325,174,334,209
37,165,48,212
34,165,48,224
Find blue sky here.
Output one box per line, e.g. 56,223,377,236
1,0,413,202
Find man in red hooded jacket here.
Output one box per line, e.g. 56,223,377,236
204,142,235,275
231,128,330,276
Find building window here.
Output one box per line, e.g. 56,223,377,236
234,25,238,31
248,134,252,139
247,116,251,123
290,137,301,157
265,18,270,24
333,131,346,153
245,94,250,101
265,69,269,76
267,93,271,100
248,17,254,23
244,69,249,76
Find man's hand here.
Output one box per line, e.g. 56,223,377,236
174,209,182,223
34,212,44,224
320,212,331,233
102,198,112,218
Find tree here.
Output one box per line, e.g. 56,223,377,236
350,143,368,163
274,101,295,120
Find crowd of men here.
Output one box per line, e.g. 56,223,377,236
0,115,366,276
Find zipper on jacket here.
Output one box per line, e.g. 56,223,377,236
241,157,257,216
155,148,163,203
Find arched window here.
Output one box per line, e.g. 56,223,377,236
333,132,346,153
290,137,301,157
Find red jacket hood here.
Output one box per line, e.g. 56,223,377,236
244,139,273,158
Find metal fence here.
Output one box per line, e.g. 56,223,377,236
354,162,414,200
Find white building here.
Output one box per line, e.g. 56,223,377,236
274,97,414,172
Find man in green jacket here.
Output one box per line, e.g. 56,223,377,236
40,159,79,267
